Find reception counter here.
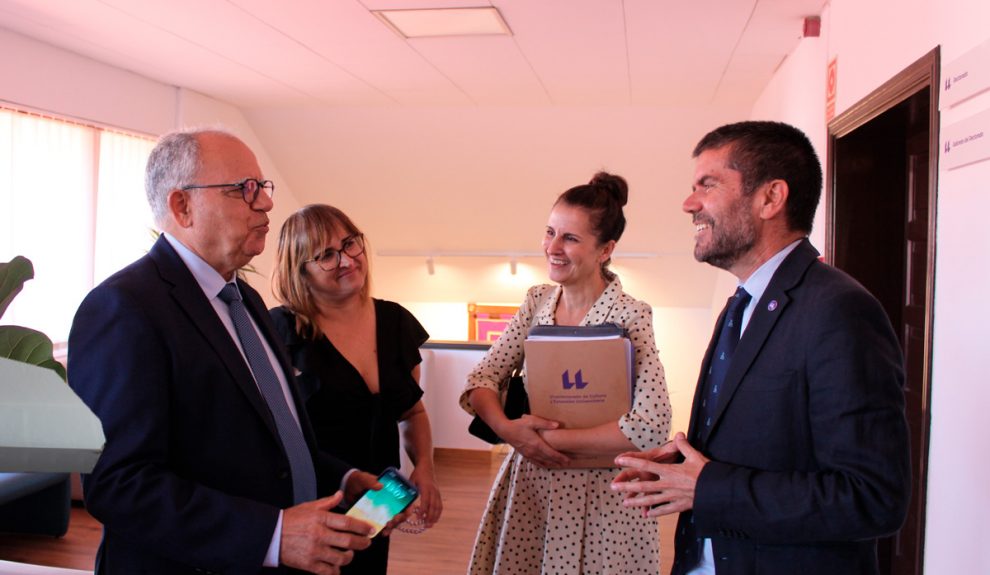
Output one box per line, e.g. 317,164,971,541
418,341,493,451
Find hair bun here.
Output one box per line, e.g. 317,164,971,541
589,171,628,207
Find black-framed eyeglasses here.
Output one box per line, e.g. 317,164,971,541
181,178,275,204
306,234,366,272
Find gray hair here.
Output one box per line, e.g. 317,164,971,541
145,128,236,226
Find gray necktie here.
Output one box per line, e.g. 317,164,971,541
218,283,317,504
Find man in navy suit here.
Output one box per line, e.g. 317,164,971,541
611,121,910,574
69,129,376,574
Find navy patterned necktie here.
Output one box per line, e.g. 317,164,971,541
676,286,752,573
699,286,751,438
218,283,317,504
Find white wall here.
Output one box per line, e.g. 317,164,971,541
651,307,710,435
0,26,707,448
753,0,990,572
0,28,306,308
246,104,728,310
0,29,174,137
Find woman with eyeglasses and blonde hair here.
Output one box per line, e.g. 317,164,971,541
270,204,442,575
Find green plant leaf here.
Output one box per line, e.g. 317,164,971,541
36,357,68,382
0,325,66,381
0,257,67,383
0,256,34,320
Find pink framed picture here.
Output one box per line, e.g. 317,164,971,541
467,303,519,342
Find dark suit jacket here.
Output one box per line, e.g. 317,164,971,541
68,236,351,574
672,239,911,575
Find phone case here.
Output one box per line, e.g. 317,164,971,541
344,467,419,536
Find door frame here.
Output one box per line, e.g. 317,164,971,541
825,47,940,574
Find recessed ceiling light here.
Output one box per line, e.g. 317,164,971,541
373,7,511,39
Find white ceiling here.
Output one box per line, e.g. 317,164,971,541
0,0,826,308
0,0,824,109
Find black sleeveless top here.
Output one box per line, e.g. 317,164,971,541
270,299,428,473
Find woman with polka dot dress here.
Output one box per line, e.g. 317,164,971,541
460,172,672,574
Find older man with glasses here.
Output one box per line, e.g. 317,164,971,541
69,128,384,575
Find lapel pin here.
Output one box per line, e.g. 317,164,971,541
767,300,778,311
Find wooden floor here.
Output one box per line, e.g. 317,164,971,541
0,449,676,574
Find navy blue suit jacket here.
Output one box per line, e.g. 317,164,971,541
671,239,911,575
68,236,351,574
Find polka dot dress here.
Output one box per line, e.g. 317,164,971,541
460,277,672,574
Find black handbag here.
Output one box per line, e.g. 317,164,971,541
468,369,530,444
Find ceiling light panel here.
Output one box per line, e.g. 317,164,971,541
373,7,511,38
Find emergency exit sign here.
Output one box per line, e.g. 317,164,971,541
826,57,837,123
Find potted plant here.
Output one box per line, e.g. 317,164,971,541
0,255,76,536
0,255,66,381
0,255,105,475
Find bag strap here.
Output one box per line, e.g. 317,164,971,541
511,286,557,379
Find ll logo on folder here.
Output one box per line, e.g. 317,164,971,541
524,324,633,468
561,369,590,390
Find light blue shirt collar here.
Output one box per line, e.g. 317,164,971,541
162,232,232,300
738,239,803,334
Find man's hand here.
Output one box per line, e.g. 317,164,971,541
280,492,373,575
611,436,681,482
498,414,569,468
610,432,710,517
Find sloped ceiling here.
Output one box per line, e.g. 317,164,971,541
0,0,825,307
0,0,822,108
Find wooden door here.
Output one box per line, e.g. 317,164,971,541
827,48,939,575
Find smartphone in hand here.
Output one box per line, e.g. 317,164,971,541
344,467,419,536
